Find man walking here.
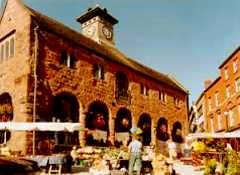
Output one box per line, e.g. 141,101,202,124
128,135,142,175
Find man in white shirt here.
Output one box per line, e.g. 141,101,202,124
128,135,142,175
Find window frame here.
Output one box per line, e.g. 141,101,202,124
0,34,15,62
233,59,238,73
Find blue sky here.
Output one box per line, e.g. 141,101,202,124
3,0,240,103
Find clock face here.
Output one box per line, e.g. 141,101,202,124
102,26,112,40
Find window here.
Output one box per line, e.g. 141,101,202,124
60,51,76,68
0,44,4,62
226,85,231,98
210,117,214,132
10,37,14,57
140,84,149,96
93,64,104,80
217,114,222,130
159,90,167,102
174,96,180,107
229,110,235,127
0,33,15,62
5,41,9,59
208,97,212,111
233,60,238,73
116,72,129,99
215,92,219,107
235,78,240,92
224,68,229,80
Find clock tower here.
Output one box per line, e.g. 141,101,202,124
77,5,118,47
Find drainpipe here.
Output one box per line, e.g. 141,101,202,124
33,26,39,155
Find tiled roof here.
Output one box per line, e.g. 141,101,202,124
21,1,188,94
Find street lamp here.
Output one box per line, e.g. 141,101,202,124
224,111,228,131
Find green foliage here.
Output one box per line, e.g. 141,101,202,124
204,158,217,175
224,150,240,175
192,141,207,152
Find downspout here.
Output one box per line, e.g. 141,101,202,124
33,25,39,155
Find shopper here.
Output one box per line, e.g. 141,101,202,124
128,135,142,175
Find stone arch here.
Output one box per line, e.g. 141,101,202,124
85,100,109,146
52,92,79,122
115,107,132,132
47,92,80,147
114,107,132,147
138,113,151,146
156,117,169,142
172,121,183,143
0,92,13,144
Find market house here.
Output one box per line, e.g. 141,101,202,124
0,0,188,154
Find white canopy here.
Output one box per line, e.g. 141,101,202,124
0,122,84,132
187,130,240,139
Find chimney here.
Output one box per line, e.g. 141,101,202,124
76,5,118,47
204,80,212,89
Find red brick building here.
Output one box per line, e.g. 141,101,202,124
0,0,188,154
204,47,240,133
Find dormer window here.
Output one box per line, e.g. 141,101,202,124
60,51,76,68
93,64,104,80
140,84,149,96
159,90,167,102
174,96,180,107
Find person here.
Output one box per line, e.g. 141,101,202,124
226,142,232,151
128,134,142,175
168,138,177,161
70,146,79,165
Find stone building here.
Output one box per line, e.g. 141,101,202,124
0,0,188,154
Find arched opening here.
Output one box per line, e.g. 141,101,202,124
85,101,109,146
172,121,183,143
156,117,169,142
0,93,13,144
138,113,151,146
115,108,132,147
51,92,80,146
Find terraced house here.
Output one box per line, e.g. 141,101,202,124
0,0,188,154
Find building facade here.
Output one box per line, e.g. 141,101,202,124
189,92,206,133
0,0,188,154
197,47,240,134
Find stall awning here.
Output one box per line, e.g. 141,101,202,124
0,122,84,132
187,129,240,139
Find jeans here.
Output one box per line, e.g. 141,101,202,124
128,152,142,175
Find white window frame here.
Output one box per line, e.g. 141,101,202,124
215,92,219,107
229,110,234,127
226,85,231,98
0,34,15,63
159,91,167,102
217,114,222,130
208,97,212,111
235,78,240,93
233,60,238,73
224,68,229,80
210,117,214,132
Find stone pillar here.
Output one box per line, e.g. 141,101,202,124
152,120,157,146
109,115,115,145
79,108,86,147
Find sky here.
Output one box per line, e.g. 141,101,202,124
2,0,240,104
